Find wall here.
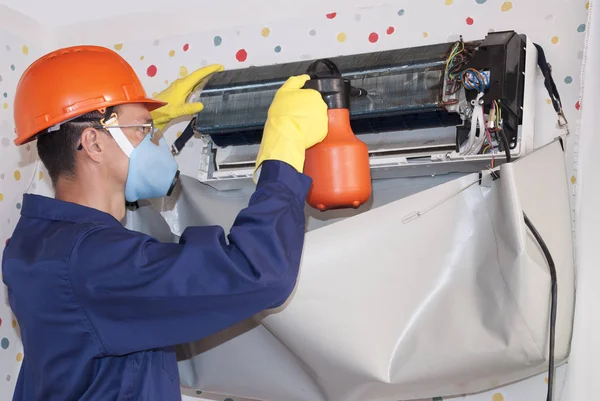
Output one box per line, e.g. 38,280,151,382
0,21,52,401
0,0,591,400
52,0,589,195
562,1,600,400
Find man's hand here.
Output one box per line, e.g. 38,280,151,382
253,74,328,180
150,64,224,131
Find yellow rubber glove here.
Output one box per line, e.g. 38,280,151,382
150,64,225,131
254,74,328,180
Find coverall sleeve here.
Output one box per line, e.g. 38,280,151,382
68,160,311,356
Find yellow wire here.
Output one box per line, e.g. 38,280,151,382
446,41,465,78
456,41,465,57
446,43,459,70
495,100,501,129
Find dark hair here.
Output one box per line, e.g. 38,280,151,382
36,107,119,186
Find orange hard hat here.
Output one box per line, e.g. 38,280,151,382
13,45,167,145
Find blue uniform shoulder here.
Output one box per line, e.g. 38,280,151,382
3,217,99,267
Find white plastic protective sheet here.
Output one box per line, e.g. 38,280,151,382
124,139,574,401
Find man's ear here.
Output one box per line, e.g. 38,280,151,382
79,128,105,162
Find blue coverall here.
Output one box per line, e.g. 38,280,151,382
2,160,311,401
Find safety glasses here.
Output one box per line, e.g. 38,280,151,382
76,123,156,151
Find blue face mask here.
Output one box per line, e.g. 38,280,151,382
106,124,180,203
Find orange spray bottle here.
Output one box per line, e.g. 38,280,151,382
303,59,372,211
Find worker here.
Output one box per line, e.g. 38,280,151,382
2,46,327,400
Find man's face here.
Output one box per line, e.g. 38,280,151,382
107,103,155,188
79,102,154,192
113,103,155,147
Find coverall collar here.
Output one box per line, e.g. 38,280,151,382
20,194,122,227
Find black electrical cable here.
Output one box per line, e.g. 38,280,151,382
489,42,560,401
498,129,511,163
172,118,197,155
523,212,557,401
533,44,564,115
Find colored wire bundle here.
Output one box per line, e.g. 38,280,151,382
484,121,495,168
490,100,511,162
461,68,489,92
492,100,501,131
446,41,465,79
445,38,477,80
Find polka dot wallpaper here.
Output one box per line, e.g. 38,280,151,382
0,34,47,398
0,0,590,400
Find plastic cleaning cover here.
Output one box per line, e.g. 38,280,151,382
123,139,574,401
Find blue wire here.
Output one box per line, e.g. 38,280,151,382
461,70,489,92
481,71,489,90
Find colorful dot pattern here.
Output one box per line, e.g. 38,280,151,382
501,2,513,12
492,393,505,401
0,1,590,400
0,33,53,400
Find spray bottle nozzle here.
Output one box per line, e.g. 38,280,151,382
303,59,366,108
307,59,342,78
